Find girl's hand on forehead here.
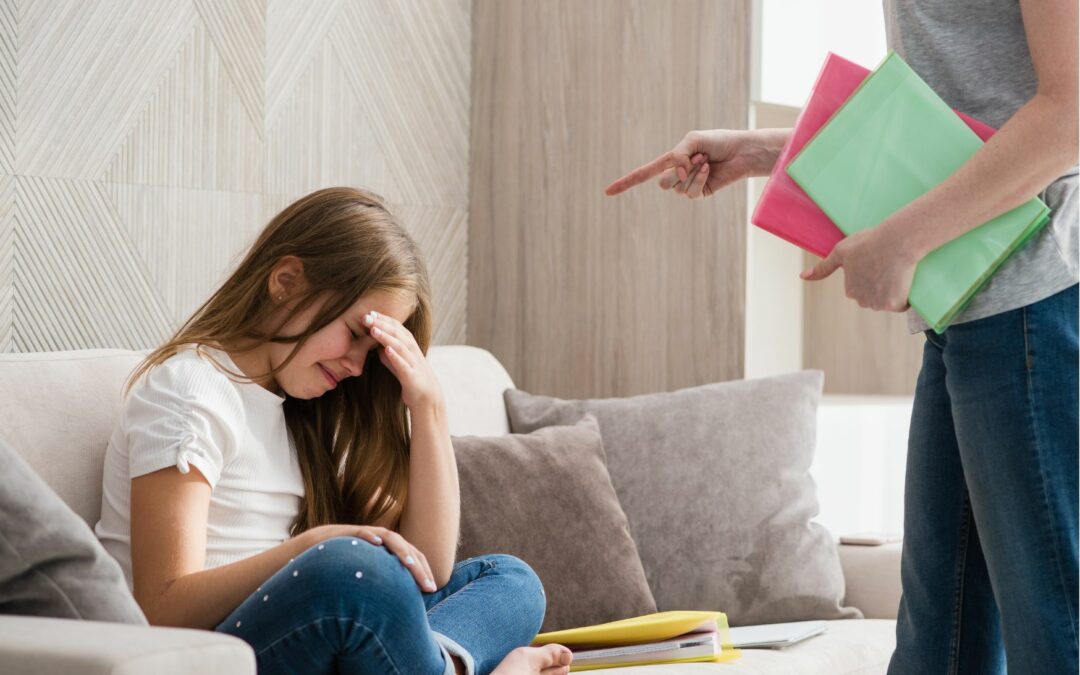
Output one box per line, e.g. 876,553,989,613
363,310,444,413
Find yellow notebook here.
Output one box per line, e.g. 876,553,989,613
533,611,741,671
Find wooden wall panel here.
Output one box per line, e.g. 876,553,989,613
801,249,924,395
470,0,750,399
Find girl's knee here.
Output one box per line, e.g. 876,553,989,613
294,536,418,602
485,553,538,579
485,554,546,623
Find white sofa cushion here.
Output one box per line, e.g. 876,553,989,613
0,350,143,525
0,615,254,675
428,345,515,436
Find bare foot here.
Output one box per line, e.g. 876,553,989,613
491,644,573,675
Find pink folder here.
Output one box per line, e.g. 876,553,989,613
751,52,995,259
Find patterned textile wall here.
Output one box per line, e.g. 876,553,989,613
0,0,469,352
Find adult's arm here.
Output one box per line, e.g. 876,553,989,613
131,469,388,629
882,0,1078,262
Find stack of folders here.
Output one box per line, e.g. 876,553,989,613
751,52,995,259
755,51,1051,333
532,611,741,671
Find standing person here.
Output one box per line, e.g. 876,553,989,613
95,187,573,675
604,1,1078,672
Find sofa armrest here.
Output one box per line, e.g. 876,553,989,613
0,615,255,675
837,542,902,620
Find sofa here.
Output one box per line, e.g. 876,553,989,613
0,346,902,674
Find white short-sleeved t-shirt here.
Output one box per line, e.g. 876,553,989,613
94,346,304,590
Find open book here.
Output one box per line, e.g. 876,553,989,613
532,611,740,671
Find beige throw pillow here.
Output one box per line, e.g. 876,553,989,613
504,371,862,625
453,415,657,632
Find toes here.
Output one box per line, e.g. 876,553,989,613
496,644,572,675
533,644,572,669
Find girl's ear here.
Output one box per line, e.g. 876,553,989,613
269,256,305,302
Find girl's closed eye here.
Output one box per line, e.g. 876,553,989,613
348,323,378,348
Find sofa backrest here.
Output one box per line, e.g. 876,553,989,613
0,345,515,526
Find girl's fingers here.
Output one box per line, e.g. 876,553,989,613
365,312,421,357
369,325,410,365
381,532,435,592
382,345,412,373
413,549,436,593
406,546,436,593
344,526,433,591
357,529,385,546
344,526,387,547
378,350,412,388
378,348,394,371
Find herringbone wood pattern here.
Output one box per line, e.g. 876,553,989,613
1,0,469,352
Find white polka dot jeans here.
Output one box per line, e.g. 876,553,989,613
214,537,546,675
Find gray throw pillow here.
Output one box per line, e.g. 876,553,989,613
0,439,146,624
453,415,657,632
504,371,862,625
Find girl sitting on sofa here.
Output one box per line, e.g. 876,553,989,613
94,187,572,675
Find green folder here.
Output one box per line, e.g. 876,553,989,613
786,51,1051,333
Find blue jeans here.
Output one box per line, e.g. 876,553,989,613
889,284,1079,675
214,537,546,675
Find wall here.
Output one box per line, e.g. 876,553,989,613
0,0,470,352
3,0,919,401
756,0,887,106
469,0,751,399
744,102,805,381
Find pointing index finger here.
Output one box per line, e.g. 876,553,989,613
605,151,690,196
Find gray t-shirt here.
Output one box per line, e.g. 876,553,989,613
883,0,1078,333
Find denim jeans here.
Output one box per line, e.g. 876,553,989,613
889,284,1078,675
214,537,546,675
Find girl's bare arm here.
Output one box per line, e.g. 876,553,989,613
397,402,459,587
130,466,384,629
363,310,461,588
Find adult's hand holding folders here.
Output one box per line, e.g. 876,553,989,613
603,129,790,199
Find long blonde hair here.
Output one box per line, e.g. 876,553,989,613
128,187,432,535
